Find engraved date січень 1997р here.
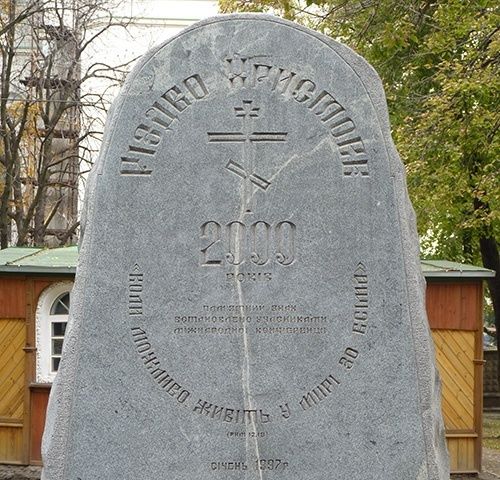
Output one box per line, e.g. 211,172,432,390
210,459,289,471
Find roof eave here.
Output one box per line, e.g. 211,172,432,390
423,270,496,279
0,266,76,274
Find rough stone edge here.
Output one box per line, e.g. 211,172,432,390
41,13,450,479
317,27,450,480
40,102,105,480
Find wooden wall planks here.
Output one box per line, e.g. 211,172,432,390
0,318,26,464
0,279,26,319
426,282,482,331
0,319,25,420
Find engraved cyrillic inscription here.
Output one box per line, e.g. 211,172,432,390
353,262,368,334
203,304,266,313
209,459,289,472
224,54,369,177
298,344,359,413
227,221,245,265
255,326,327,335
173,326,328,335
257,315,327,323
128,264,143,316
210,461,248,471
131,327,191,403
174,326,248,335
120,74,208,175
174,307,326,324
299,375,340,411
255,459,289,471
275,221,295,265
339,347,359,370
200,221,222,266
193,399,271,424
208,100,288,213
226,272,272,282
279,403,291,419
251,221,270,265
200,221,296,266
172,305,329,336
226,431,267,439
224,53,250,87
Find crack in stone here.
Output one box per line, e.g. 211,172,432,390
235,179,263,480
267,136,330,188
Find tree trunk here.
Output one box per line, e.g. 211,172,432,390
0,186,11,249
479,236,500,380
0,160,14,249
33,185,47,246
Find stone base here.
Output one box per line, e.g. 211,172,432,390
0,465,41,480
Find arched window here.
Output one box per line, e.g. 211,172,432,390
36,282,73,383
49,292,69,372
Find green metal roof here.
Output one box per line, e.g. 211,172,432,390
420,259,495,278
0,246,495,278
0,246,78,274
0,247,40,265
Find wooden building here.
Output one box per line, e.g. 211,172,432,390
423,260,495,474
0,248,495,474
0,247,76,464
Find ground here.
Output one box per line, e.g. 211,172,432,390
485,413,500,451
481,448,500,479
480,412,500,479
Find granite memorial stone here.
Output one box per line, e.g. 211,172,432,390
42,14,450,480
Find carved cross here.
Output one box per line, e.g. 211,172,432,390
208,100,287,213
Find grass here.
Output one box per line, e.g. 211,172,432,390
483,412,500,450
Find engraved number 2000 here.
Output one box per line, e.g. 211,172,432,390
201,221,296,266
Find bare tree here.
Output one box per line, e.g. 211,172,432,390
0,0,132,248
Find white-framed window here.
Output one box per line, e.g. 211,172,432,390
36,282,73,383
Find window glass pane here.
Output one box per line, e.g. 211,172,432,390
52,338,64,355
52,322,67,337
50,292,70,315
52,357,61,372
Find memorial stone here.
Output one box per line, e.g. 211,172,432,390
42,14,450,480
